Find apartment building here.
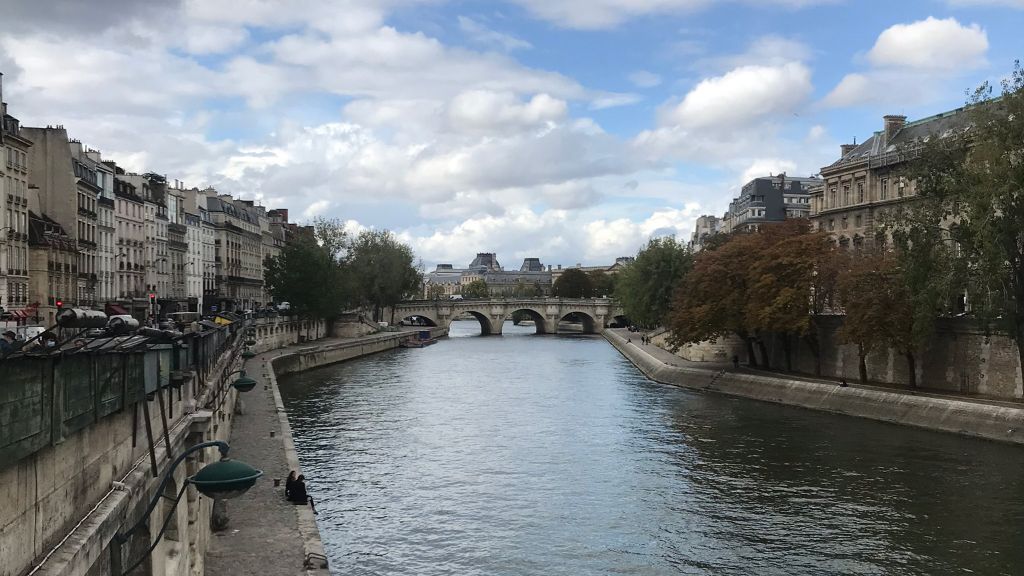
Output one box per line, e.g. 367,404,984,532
809,109,967,248
206,193,266,312
1,92,32,321
22,127,100,308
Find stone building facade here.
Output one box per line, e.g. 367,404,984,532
809,109,968,248
1,94,32,320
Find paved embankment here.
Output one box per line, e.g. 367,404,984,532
206,328,445,575
605,328,1024,445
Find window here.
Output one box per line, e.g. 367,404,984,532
828,219,835,231
843,184,850,206
829,187,837,208
880,178,888,200
857,181,864,203
842,217,848,229
855,214,862,227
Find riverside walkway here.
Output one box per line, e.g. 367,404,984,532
205,344,327,576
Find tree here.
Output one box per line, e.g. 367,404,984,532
669,231,760,365
426,283,447,300
587,270,615,298
462,279,489,299
908,61,1024,382
836,250,898,383
616,236,693,328
744,219,835,372
347,230,422,322
553,268,593,298
264,218,352,330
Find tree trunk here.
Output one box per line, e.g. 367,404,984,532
782,335,793,372
858,344,868,383
742,334,758,368
905,352,917,389
804,334,822,376
756,339,770,370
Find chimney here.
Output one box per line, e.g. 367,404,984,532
840,143,857,157
883,115,906,144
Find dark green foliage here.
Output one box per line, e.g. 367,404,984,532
461,279,489,299
552,268,593,298
617,236,692,328
347,229,423,322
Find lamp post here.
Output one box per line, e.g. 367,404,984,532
109,441,261,576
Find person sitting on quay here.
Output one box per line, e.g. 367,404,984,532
286,471,317,514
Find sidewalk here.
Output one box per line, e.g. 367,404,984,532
204,345,324,576
614,328,1024,410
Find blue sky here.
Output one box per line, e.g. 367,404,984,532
1,0,1021,267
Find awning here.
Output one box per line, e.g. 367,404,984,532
106,303,130,316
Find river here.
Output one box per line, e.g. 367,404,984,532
279,321,1024,575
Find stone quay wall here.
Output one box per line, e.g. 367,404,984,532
608,329,1024,445
654,317,1024,400
0,317,313,576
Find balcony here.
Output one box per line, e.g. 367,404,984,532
79,239,98,249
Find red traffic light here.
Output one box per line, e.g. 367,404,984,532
55,299,63,309
149,293,156,300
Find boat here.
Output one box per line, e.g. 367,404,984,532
400,329,438,348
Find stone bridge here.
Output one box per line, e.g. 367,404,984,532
390,298,626,335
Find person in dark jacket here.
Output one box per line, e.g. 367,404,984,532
288,474,317,514
285,470,297,500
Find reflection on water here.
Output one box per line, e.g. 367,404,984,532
279,321,1024,575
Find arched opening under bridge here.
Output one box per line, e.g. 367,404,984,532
399,315,438,327
509,308,548,334
610,315,630,328
450,310,497,336
557,311,597,335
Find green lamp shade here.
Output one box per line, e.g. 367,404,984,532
232,374,258,392
189,458,263,499
241,349,256,359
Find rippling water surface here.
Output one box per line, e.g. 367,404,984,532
279,322,1024,575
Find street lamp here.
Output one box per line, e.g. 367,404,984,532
226,369,258,392
109,441,262,576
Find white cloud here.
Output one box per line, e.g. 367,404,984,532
823,17,989,108
506,0,836,29
739,159,798,185
448,91,567,132
458,16,532,52
867,17,988,71
180,24,250,54
823,73,872,107
628,70,663,88
660,62,812,130
589,93,644,110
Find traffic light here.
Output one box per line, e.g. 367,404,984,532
55,299,63,310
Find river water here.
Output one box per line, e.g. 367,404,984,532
279,321,1024,575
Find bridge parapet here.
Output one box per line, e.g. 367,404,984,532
391,298,624,335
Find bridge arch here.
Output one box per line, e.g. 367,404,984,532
557,310,598,334
509,307,549,334
399,314,438,327
458,309,498,335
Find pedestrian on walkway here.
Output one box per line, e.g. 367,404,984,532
732,354,739,369
285,470,297,500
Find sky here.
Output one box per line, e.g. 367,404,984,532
1,0,1020,269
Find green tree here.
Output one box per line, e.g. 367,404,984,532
587,270,615,297
616,236,692,328
553,268,593,298
907,61,1024,380
426,283,447,300
462,279,489,299
347,229,422,322
264,218,351,330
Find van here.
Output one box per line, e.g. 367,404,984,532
449,294,463,300
168,312,201,326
